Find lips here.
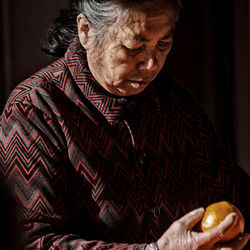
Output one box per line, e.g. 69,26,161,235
129,80,151,89
130,80,151,85
132,81,148,85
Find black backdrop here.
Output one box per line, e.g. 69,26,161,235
1,0,250,174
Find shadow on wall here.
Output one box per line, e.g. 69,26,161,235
0,0,68,111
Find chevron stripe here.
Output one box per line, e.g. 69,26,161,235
0,37,249,249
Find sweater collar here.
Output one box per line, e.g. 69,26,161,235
64,38,160,124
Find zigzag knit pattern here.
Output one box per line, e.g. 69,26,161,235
0,38,249,249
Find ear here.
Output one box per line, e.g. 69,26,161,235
77,13,91,49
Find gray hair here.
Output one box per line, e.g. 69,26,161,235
78,0,128,45
80,0,181,40
42,0,182,57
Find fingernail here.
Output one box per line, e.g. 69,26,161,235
190,207,204,216
197,207,205,214
229,212,238,220
230,213,238,226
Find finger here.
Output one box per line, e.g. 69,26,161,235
177,207,205,229
199,212,238,245
217,233,250,250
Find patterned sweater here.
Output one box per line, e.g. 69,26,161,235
0,38,249,249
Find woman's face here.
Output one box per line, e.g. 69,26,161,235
80,1,176,96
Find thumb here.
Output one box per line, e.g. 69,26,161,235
199,212,238,244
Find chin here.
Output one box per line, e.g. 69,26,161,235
108,82,149,96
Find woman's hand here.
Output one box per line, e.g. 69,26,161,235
150,207,249,250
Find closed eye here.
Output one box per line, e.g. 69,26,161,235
157,41,171,51
123,45,144,56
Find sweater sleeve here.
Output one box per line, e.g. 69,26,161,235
0,100,146,250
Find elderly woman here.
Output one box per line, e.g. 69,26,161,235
0,0,249,249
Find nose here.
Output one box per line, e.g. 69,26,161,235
138,52,158,72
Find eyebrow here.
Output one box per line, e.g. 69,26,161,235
132,29,174,42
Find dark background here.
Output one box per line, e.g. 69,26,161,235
1,0,250,174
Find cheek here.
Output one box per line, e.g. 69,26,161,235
157,50,171,67
106,52,136,79
165,43,173,58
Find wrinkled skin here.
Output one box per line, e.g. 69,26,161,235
78,0,176,96
146,208,249,250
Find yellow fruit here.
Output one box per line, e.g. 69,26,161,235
201,201,244,242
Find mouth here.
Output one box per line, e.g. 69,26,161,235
129,80,151,87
